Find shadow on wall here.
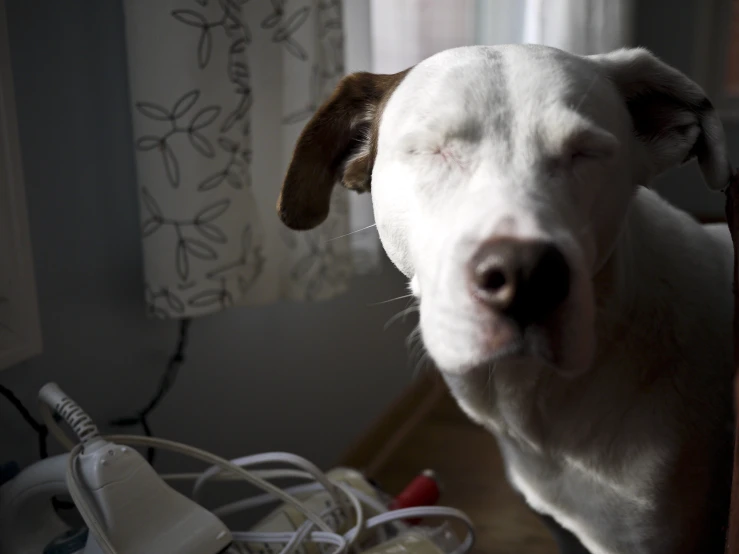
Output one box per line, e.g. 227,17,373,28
0,1,414,472
637,0,736,219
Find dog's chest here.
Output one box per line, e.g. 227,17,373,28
441,358,675,554
498,434,665,554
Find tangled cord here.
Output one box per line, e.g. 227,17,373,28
109,318,192,464
39,383,476,554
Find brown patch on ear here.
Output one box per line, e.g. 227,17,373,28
342,151,373,192
277,69,410,230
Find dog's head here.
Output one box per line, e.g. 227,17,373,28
278,45,730,376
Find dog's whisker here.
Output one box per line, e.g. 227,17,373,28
412,351,431,380
368,293,415,306
402,303,419,323
408,340,426,363
406,324,423,348
403,296,419,318
325,223,377,242
384,304,420,331
407,324,430,379
410,340,426,361
405,325,422,348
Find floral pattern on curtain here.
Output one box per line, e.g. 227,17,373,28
123,0,376,319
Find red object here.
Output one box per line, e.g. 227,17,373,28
389,469,442,525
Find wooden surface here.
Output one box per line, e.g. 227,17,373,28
340,373,447,475
370,387,557,554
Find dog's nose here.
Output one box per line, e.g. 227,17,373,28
469,239,570,326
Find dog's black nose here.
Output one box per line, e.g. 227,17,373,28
469,239,570,327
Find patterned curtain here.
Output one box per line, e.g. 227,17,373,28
123,0,379,319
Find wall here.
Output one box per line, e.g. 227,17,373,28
0,0,414,473
636,0,736,219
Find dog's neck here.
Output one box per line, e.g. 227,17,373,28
591,187,715,362
589,194,641,357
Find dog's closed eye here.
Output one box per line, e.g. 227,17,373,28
402,136,470,169
430,144,465,166
554,126,619,171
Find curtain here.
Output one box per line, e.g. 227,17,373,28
370,0,477,74
370,0,633,73
523,0,634,55
123,0,380,320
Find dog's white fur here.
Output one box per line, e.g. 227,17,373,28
280,45,736,554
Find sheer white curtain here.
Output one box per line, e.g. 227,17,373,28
370,0,477,74
369,0,633,71
124,0,380,321
523,0,634,55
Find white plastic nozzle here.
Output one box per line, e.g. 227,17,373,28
39,382,104,452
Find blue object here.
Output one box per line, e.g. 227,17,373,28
0,461,20,487
43,528,89,554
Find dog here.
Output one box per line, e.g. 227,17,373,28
277,45,736,554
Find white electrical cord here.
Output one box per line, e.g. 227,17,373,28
104,436,339,533
191,452,342,505
38,383,476,554
170,467,394,548
210,481,388,519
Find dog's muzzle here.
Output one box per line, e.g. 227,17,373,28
468,238,571,329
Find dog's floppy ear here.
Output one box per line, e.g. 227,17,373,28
592,47,731,190
277,69,410,230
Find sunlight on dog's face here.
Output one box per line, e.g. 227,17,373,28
278,44,730,378
372,46,638,376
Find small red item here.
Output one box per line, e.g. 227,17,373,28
389,469,442,525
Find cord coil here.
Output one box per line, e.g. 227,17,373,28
38,383,476,554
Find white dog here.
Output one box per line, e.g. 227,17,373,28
278,45,736,554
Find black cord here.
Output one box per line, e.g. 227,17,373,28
110,318,192,465
0,384,76,510
1,318,191,469
0,384,49,459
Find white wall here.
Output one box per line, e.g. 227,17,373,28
0,0,415,473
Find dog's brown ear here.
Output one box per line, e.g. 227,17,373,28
277,69,410,230
592,48,731,190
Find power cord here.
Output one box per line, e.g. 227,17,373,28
0,384,49,459
109,317,192,465
0,384,77,511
